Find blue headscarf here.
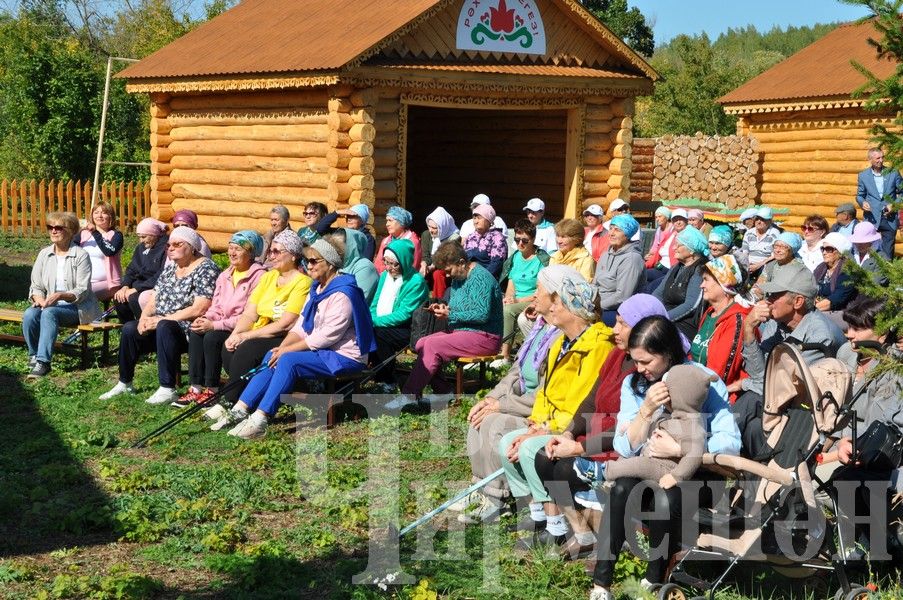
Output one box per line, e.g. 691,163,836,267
776,232,803,255
301,274,377,363
708,225,733,248
386,206,413,229
610,214,639,240
677,226,710,257
230,230,264,257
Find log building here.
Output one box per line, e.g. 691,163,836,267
719,20,901,252
120,0,656,249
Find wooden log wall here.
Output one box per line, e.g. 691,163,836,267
652,133,760,209
152,89,331,250
581,96,620,210
630,138,655,203
372,93,402,231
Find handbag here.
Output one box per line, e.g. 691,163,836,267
856,420,903,472
409,301,447,348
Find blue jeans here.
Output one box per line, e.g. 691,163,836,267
238,349,364,416
22,304,80,363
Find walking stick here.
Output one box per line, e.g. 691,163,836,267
62,305,117,346
131,364,268,448
397,468,505,538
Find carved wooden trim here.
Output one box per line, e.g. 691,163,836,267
722,97,873,115
347,75,648,98
747,116,897,131
399,92,583,110
126,74,340,94
396,103,408,209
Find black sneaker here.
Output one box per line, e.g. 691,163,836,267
26,361,51,379
28,356,37,369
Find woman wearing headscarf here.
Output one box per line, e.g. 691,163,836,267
170,209,212,258
814,231,857,316
368,239,429,391
528,294,673,558
421,207,460,298
374,206,422,273
498,277,614,550
645,209,689,290
741,206,781,274
652,225,710,340
451,266,572,524
592,214,646,326
100,226,220,404
707,225,735,259
643,206,673,268
316,204,376,261
687,208,713,238
114,218,168,322
339,227,379,303
178,230,267,407
692,255,751,403
217,236,376,439
752,231,802,299
463,203,508,279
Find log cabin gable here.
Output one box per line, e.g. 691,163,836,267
365,0,643,72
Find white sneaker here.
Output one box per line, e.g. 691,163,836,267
457,494,508,524
462,362,479,372
384,394,417,410
447,490,481,513
145,387,178,405
589,587,612,600
228,415,267,439
489,358,510,369
99,381,134,400
203,404,227,421
227,418,251,436
639,579,656,592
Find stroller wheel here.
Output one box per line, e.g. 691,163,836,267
834,586,872,600
657,583,687,600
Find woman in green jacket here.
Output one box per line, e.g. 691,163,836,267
369,238,429,390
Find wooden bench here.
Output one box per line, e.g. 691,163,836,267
287,369,374,428
0,308,121,368
454,355,503,397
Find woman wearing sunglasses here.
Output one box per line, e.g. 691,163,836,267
23,212,101,379
494,219,551,367
798,214,829,272
813,232,857,320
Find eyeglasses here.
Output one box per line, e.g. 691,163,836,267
514,236,532,245
46,224,66,232
801,225,822,232
304,257,324,267
764,291,787,303
821,246,838,253
268,248,288,256
383,259,400,268
303,211,319,217
167,242,186,249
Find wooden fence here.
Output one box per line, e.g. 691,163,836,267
0,179,151,234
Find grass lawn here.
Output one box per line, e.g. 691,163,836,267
0,232,899,599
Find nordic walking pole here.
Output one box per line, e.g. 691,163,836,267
398,468,505,538
131,364,268,448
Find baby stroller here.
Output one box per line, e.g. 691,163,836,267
657,342,874,600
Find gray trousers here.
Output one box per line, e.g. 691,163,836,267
466,411,529,499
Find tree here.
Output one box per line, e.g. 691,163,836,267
582,0,654,57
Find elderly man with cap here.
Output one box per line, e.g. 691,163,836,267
464,202,508,279
741,206,781,274
315,204,376,261
459,193,509,239
592,214,646,326
582,204,609,261
830,203,859,238
856,147,902,258
522,197,558,254
738,207,758,232
100,226,221,404
733,261,845,455
114,218,169,322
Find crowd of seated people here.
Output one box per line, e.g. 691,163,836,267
19,198,902,598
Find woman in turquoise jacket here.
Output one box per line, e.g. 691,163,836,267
369,238,429,389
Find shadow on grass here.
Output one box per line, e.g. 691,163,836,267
0,261,32,303
0,365,117,556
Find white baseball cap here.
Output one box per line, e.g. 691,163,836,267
582,204,604,217
470,193,491,208
739,208,758,222
609,198,629,212
523,198,545,212
671,208,688,220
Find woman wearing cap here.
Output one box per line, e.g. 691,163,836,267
741,206,781,274
315,205,376,261
79,201,124,302
368,239,429,391
849,221,887,285
643,206,673,266
528,294,673,559
738,208,757,232
297,201,327,246
644,209,688,290
582,204,608,262
653,226,710,340
814,232,857,315
177,230,267,407
171,209,212,258
259,205,293,263
464,203,508,279
498,277,614,550
687,208,713,238
421,206,460,298
798,214,829,272
23,211,102,379
216,235,376,439
592,214,646,326
213,230,312,412
100,226,220,404
692,255,751,403
752,232,803,299
494,219,551,366
549,218,594,282
451,266,569,524
114,218,169,322
374,206,422,274
390,242,503,406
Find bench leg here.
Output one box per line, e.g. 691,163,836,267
80,332,89,369
102,329,110,364
456,364,464,397
479,361,487,390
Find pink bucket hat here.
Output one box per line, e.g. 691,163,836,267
472,203,496,224
848,221,881,245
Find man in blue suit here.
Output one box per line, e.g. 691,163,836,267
856,147,902,258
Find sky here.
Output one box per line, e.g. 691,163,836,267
627,0,873,46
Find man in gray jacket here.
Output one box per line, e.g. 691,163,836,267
591,214,646,326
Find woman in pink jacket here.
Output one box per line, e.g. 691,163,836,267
176,231,266,406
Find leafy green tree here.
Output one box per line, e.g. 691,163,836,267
582,0,654,57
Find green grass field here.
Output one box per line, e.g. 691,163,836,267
0,232,899,600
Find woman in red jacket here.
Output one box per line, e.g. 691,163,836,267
691,255,751,403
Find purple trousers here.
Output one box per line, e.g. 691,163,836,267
402,330,501,396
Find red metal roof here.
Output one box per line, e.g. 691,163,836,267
719,19,899,106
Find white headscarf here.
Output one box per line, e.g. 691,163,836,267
426,207,459,241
